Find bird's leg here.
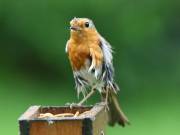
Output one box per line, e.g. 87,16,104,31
104,89,109,111
66,88,95,108
66,86,96,108
77,86,96,106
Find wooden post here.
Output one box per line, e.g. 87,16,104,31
18,103,108,135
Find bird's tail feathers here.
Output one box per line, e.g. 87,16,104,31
102,86,130,127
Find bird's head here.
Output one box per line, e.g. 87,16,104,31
69,17,97,37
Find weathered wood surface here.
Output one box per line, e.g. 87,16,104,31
18,103,108,135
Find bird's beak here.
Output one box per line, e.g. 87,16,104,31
70,26,81,31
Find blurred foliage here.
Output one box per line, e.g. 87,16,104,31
0,0,180,134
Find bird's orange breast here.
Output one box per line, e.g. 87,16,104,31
68,40,90,70
67,29,103,71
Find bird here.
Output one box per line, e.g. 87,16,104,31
65,17,129,127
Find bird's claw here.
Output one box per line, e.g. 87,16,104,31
65,102,80,109
95,102,109,111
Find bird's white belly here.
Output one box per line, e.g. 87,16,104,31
77,68,97,85
74,59,104,92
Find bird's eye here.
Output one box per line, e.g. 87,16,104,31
85,22,89,27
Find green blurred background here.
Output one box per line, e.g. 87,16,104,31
0,0,180,134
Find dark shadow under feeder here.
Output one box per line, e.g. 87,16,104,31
19,103,107,135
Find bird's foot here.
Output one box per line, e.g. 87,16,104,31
65,102,81,109
95,102,109,111
95,102,105,106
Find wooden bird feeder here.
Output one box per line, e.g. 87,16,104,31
18,103,108,135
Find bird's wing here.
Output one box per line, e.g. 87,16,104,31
88,41,103,78
99,36,119,92
99,36,113,64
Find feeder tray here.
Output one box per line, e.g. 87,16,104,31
18,103,108,135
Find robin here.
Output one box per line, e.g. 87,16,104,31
66,17,129,126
